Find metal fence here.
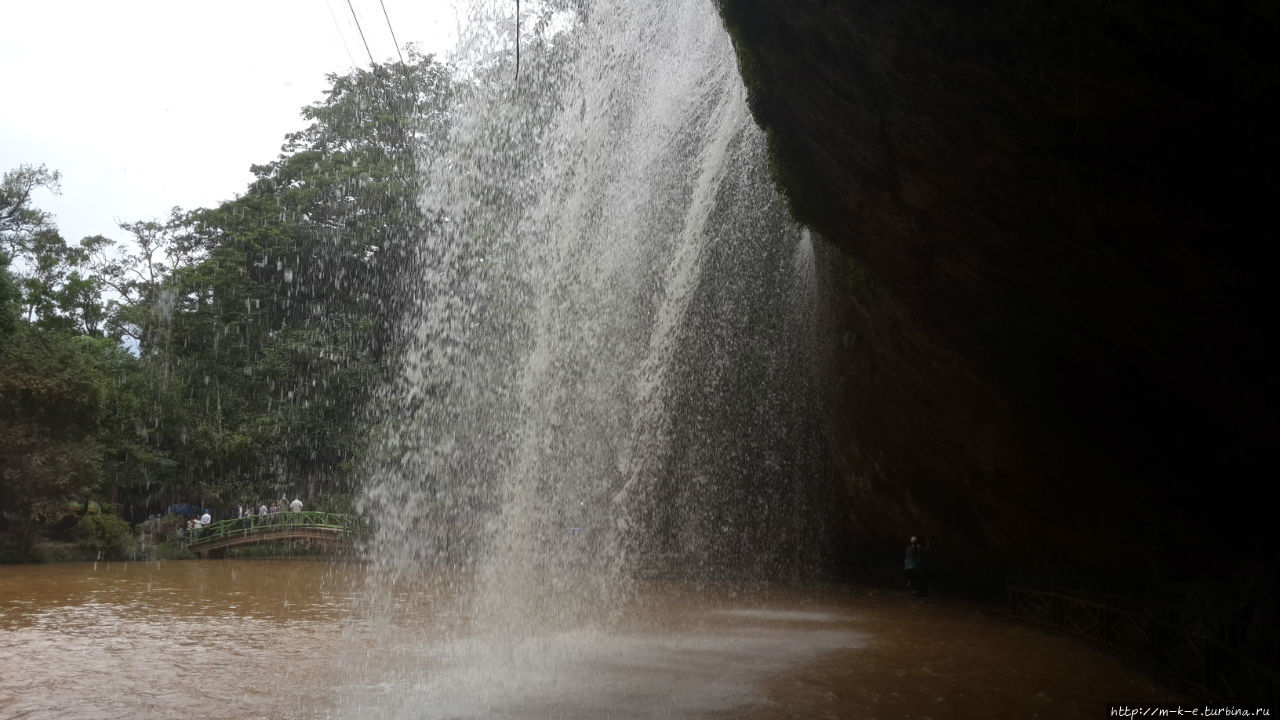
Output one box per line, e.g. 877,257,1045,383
1007,586,1279,705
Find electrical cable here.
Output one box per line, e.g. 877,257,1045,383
345,0,378,66
377,0,405,65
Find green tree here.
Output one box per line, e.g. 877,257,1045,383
0,331,108,549
2,172,119,338
73,513,134,559
0,253,21,339
2,51,455,542
1,164,61,257
0,168,176,533
158,51,452,504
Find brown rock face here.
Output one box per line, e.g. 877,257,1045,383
717,1,1279,591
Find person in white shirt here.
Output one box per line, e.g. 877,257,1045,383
289,498,303,512
199,510,212,526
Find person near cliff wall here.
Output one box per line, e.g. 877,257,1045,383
905,536,929,596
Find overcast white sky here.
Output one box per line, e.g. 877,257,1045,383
1,0,459,245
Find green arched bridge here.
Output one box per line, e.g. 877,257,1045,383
184,512,359,558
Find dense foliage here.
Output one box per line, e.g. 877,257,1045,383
0,52,450,556
72,514,135,559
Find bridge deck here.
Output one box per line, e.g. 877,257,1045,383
184,512,358,558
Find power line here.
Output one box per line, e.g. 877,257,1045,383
345,0,377,66
377,0,405,65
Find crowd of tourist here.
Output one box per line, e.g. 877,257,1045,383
176,497,306,539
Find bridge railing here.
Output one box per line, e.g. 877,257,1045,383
1007,586,1279,705
183,511,359,547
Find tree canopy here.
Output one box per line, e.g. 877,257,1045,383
0,52,452,553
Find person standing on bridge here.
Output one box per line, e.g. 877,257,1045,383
194,509,211,539
289,497,303,513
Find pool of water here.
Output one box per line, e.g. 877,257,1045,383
0,560,1185,719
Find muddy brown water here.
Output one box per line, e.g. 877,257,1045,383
0,560,1185,719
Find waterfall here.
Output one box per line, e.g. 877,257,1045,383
346,0,827,714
